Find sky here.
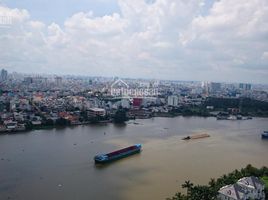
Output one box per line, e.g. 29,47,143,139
0,0,268,83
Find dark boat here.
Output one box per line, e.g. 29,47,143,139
182,136,191,140
94,144,142,164
182,133,210,140
261,131,268,139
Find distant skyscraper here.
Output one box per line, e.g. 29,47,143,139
239,83,251,91
0,69,8,82
24,77,33,85
210,82,221,94
202,81,209,96
167,95,178,106
32,77,47,84
55,76,62,86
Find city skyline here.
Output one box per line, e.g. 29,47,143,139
1,68,267,86
1,0,268,83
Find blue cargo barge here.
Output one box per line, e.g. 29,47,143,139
261,131,268,139
94,144,142,164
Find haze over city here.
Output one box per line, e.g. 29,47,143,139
1,0,268,83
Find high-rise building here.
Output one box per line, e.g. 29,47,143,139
0,69,8,82
210,82,221,94
239,83,251,91
55,76,62,86
24,77,33,85
202,81,209,96
167,95,178,106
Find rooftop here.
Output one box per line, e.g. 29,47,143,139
88,108,105,112
218,183,247,200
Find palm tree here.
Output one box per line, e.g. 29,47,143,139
208,178,216,188
166,192,186,200
208,178,218,196
233,169,242,179
182,180,194,198
174,192,186,200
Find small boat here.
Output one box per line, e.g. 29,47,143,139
182,136,191,140
182,133,210,140
94,144,142,164
236,115,242,120
261,131,268,139
227,115,237,120
217,115,228,120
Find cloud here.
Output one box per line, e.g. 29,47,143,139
64,12,127,35
0,6,29,23
1,0,268,83
262,52,268,60
178,0,268,81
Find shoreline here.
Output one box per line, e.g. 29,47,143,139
0,114,260,135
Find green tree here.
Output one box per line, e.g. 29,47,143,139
181,180,193,198
80,111,88,122
25,121,33,130
114,107,128,123
55,118,70,126
166,192,186,200
44,118,54,126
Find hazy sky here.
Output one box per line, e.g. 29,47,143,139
0,0,268,83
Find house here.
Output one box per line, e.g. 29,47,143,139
218,176,265,200
237,176,265,200
4,120,17,131
218,184,249,200
87,108,106,118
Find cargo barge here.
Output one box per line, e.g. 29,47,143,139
261,131,268,139
94,144,142,164
182,133,210,140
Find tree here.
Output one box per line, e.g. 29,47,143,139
114,107,128,123
181,180,193,198
55,118,70,126
190,185,213,200
25,121,33,130
166,192,186,200
80,111,88,122
44,118,54,126
208,178,216,188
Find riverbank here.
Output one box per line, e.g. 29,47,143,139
0,111,257,134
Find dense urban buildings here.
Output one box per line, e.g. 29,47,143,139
0,69,268,133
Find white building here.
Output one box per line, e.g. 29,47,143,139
167,95,178,106
218,184,249,200
218,176,265,200
4,120,17,131
87,108,106,118
237,176,265,200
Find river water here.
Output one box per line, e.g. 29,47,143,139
0,117,268,200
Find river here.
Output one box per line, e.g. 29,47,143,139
0,117,268,200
